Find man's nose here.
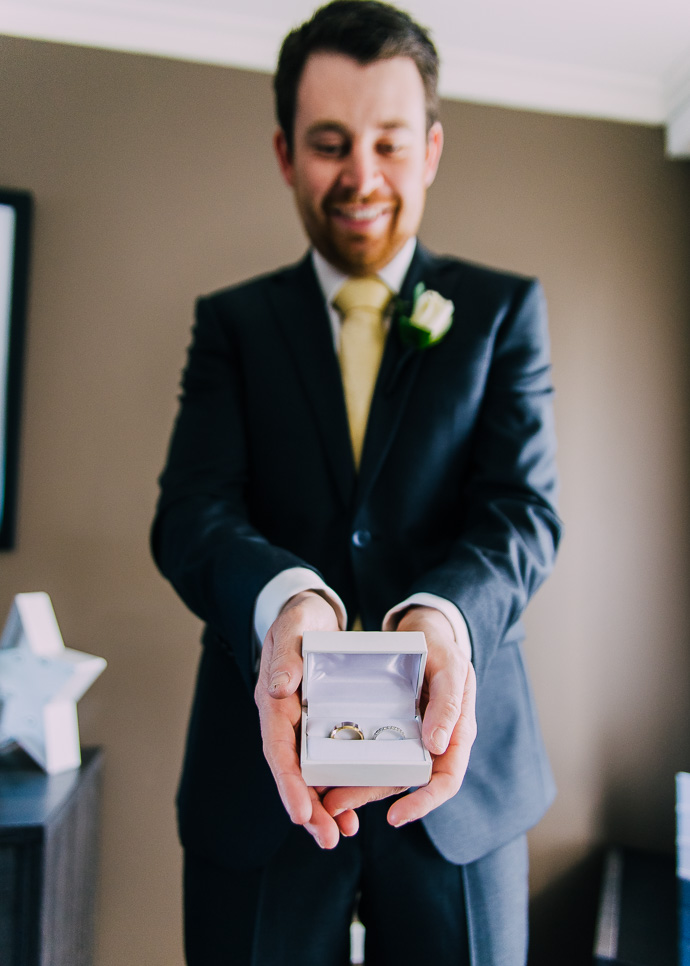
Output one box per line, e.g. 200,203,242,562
339,145,383,196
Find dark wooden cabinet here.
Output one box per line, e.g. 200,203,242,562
0,747,103,966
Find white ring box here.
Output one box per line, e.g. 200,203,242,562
300,630,433,787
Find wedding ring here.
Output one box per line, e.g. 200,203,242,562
329,721,365,740
372,725,406,741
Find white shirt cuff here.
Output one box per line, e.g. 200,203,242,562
382,593,472,661
254,567,347,645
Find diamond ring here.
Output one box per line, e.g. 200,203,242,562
372,725,406,740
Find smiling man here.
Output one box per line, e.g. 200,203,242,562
152,3,561,965
274,52,442,275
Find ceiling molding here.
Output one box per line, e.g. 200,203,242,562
0,0,283,72
438,46,666,126
2,0,689,158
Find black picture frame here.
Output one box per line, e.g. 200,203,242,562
0,188,32,550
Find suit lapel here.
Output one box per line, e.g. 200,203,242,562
265,246,443,509
267,256,356,506
357,244,437,499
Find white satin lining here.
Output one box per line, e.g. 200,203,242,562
304,651,420,718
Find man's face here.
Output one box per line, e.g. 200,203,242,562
275,53,443,276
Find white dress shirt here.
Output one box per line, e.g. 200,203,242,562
253,241,472,660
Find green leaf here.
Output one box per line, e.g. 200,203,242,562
398,315,434,349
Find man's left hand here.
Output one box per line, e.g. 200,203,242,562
322,606,477,827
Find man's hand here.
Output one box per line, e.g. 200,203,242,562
322,606,477,827
254,591,358,848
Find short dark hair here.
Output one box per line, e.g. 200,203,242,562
274,0,440,152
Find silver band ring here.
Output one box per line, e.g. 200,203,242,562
330,721,365,740
373,725,406,741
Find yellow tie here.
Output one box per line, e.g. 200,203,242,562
334,277,392,467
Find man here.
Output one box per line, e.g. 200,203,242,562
151,2,561,965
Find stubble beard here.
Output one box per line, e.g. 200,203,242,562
307,189,408,276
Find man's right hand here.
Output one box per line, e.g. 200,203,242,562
254,591,357,848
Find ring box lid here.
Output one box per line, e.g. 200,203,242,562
302,631,427,719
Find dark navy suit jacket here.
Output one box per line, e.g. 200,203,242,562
151,243,562,869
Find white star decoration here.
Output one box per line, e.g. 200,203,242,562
0,592,106,773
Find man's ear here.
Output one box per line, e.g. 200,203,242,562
424,121,444,188
274,129,295,188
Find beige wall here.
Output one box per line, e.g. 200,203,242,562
1,35,690,965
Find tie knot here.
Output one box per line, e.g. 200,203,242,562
333,277,392,319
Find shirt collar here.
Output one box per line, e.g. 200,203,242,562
311,237,417,308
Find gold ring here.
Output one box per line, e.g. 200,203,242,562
329,721,365,740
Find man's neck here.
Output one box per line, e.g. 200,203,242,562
311,238,417,306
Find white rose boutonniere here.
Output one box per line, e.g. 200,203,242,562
396,282,454,349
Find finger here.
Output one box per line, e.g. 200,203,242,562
304,788,358,838
333,808,359,837
389,665,477,827
421,659,466,756
323,785,409,816
258,696,313,825
388,744,464,826
303,790,342,849
276,767,316,827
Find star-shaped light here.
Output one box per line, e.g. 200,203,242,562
0,592,106,773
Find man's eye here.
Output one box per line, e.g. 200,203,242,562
378,142,404,156
313,141,346,157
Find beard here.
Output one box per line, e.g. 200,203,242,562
300,186,412,276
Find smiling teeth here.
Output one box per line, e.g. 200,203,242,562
336,207,388,221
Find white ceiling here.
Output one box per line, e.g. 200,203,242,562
3,0,690,157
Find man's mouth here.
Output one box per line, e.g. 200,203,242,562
329,203,393,226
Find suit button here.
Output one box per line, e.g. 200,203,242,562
352,530,371,548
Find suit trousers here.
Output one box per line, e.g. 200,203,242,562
183,799,528,966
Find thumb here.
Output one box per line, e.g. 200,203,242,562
263,590,339,698
422,663,463,755
266,629,303,697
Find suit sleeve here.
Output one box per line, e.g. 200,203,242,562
407,278,562,683
150,295,320,688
